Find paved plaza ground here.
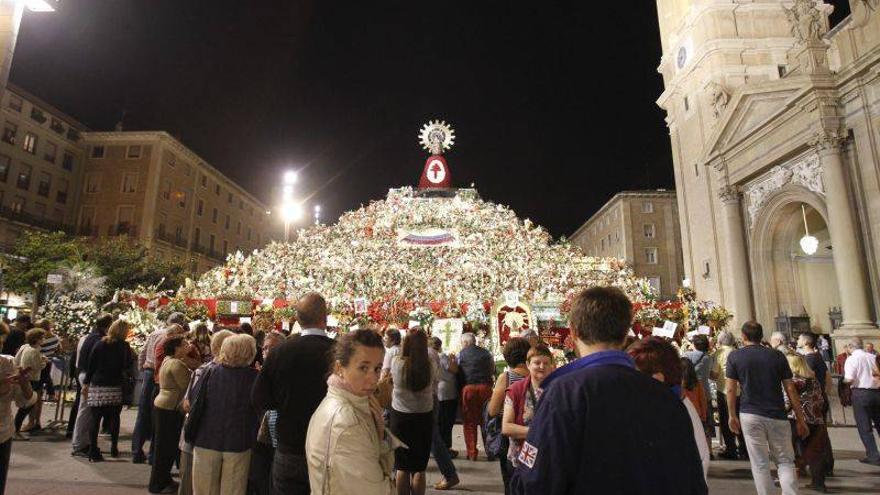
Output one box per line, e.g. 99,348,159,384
6,404,880,494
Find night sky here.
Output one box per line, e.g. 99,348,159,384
9,1,853,238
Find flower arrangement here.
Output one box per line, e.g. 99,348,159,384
273,305,297,323
185,302,210,322
119,302,161,352
156,295,188,323
409,307,435,331
37,294,99,339
704,305,733,328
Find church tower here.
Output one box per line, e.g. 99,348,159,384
654,1,833,326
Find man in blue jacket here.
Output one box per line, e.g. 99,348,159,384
510,287,707,494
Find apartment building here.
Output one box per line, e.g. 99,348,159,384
0,84,86,250
570,190,684,299
79,131,274,274
0,85,274,275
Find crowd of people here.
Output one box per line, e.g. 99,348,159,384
0,287,878,494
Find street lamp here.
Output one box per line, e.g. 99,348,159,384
25,0,58,12
799,204,819,255
314,204,321,225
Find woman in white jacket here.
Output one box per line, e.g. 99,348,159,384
306,329,400,495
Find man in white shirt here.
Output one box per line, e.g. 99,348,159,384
843,337,880,466
381,328,402,379
1,342,36,492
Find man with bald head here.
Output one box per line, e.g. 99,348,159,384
252,292,335,494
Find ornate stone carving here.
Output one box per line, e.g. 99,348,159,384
852,0,880,29
718,185,740,204
809,130,846,152
784,0,826,43
743,153,824,227
708,82,730,120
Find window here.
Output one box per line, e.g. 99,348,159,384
209,234,215,252
215,184,220,196
2,122,16,145
648,277,662,294
693,162,700,177
778,65,787,78
44,141,57,163
62,152,74,171
178,191,187,208
194,227,201,246
225,214,230,230
645,248,658,264
236,221,241,235
196,198,204,216
8,95,22,112
84,173,100,193
212,208,218,224
117,206,135,231
37,172,51,197
222,240,228,255
175,225,184,243
50,118,64,134
157,212,167,237
683,96,690,112
601,238,605,250
161,180,171,200
122,173,137,193
16,164,31,190
0,154,9,182
641,201,654,214
80,206,96,230
57,178,68,204
11,195,25,213
22,132,36,154
200,174,207,187
91,145,105,158
127,145,142,159
644,223,656,239
227,192,233,204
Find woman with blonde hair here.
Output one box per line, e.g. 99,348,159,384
82,319,134,461
190,333,260,495
306,329,398,495
785,352,829,492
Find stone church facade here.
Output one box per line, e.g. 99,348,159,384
655,0,880,347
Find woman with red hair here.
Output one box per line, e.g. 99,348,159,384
627,337,710,480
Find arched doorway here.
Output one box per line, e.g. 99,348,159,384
750,187,842,336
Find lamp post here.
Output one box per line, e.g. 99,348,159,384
314,204,321,226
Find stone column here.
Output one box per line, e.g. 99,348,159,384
719,185,754,334
814,133,879,340
0,2,24,94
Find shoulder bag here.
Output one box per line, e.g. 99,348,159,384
183,364,215,444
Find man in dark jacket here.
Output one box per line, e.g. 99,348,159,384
70,313,113,457
252,293,335,495
457,332,495,461
510,287,707,495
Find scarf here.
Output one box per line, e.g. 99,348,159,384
540,349,635,391
327,374,362,396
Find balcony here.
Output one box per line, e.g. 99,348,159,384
66,128,80,142
0,204,74,234
50,120,64,135
1,130,14,146
37,183,50,197
174,234,188,249
154,228,173,244
191,242,207,255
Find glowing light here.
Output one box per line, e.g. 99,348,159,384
800,235,819,255
283,171,298,185
281,202,303,222
26,0,56,12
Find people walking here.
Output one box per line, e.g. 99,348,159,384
726,321,809,495
252,292,335,495
432,337,459,457
305,329,396,495
684,334,715,450
25,319,59,433
510,287,707,494
713,330,746,460
149,335,193,494
191,334,260,495
428,336,459,491
457,332,495,462
82,319,134,461
843,337,880,467
12,329,46,440
785,353,831,491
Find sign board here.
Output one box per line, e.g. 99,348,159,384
46,273,63,285
354,297,368,315
532,301,562,321
432,318,464,353
697,325,712,335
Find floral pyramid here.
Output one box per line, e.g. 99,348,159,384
190,187,656,323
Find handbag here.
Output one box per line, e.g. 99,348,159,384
376,373,393,409
483,371,511,459
183,365,215,444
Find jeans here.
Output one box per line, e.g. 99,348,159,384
272,449,310,495
431,400,457,481
740,413,798,495
132,368,155,458
71,372,93,452
437,399,458,449
851,388,880,461
0,438,10,495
